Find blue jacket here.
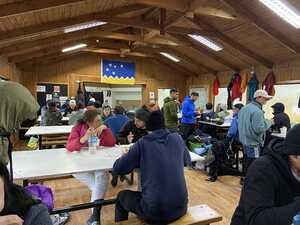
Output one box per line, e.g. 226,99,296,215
113,129,191,223
181,96,197,124
238,101,272,147
104,114,129,138
227,112,239,142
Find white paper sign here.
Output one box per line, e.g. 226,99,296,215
149,92,155,99
36,85,46,92
46,94,52,101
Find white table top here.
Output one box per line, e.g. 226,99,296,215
199,121,231,128
12,147,203,180
37,116,69,122
25,125,73,136
271,132,286,138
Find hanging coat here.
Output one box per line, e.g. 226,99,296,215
213,78,220,96
247,73,259,102
227,76,234,110
240,71,250,93
262,71,276,96
231,73,242,101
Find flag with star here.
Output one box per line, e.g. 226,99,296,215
101,59,136,85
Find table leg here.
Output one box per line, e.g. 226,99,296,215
23,179,29,187
39,135,42,150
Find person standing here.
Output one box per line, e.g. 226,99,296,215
180,92,200,139
271,102,291,132
238,90,272,177
104,106,129,138
163,88,179,132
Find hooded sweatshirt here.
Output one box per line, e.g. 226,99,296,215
231,143,300,225
0,81,39,164
163,96,178,128
271,103,291,132
113,129,191,223
181,96,196,124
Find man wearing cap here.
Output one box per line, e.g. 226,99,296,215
231,124,300,225
238,89,272,176
113,110,191,224
163,88,179,132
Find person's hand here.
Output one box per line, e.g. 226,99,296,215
80,128,94,144
127,132,134,144
96,125,107,136
0,215,23,225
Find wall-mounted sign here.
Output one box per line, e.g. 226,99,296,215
53,85,60,93
149,92,155,99
36,85,46,93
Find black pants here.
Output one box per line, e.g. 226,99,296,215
115,190,177,224
180,123,195,140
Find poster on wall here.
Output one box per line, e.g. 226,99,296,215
101,59,136,85
53,85,60,93
36,85,46,93
149,92,155,99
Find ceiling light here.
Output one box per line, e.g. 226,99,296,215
259,0,300,29
160,52,180,62
62,43,87,53
64,21,107,33
188,34,223,51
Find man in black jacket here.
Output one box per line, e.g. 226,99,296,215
271,102,291,132
231,124,300,225
113,111,191,224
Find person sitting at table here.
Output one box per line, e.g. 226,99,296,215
69,101,85,125
104,106,129,138
201,103,217,121
216,103,230,124
66,110,116,225
112,110,191,224
0,163,52,225
271,102,291,132
43,101,62,126
101,105,112,123
63,99,77,117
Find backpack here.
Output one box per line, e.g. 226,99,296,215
25,184,54,211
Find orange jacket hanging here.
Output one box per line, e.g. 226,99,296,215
262,71,276,96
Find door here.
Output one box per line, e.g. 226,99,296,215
158,88,171,109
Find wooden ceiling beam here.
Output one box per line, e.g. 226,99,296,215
222,0,300,54
159,8,167,35
188,15,273,68
170,33,240,71
84,48,153,58
0,0,85,18
141,7,157,20
127,0,190,12
0,4,149,45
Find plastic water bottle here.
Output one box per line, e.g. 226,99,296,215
88,136,98,154
292,213,300,225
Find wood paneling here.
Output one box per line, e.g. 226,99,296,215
20,52,188,103
0,55,21,81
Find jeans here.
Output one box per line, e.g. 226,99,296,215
73,171,108,202
180,123,195,140
115,190,184,224
243,145,261,176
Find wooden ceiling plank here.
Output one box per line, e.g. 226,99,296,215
0,0,85,18
188,15,273,68
127,0,190,12
222,0,300,54
170,33,240,71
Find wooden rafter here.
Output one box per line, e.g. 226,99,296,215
84,48,153,58
170,33,240,71
0,4,150,45
141,7,157,20
222,0,300,54
159,8,167,35
128,0,190,12
0,0,85,18
188,15,273,68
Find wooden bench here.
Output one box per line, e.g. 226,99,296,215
114,205,222,225
41,134,68,148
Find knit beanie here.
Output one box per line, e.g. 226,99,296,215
135,108,150,123
146,110,165,131
282,124,300,155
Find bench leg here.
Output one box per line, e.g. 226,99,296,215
39,135,42,150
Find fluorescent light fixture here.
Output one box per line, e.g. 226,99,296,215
188,34,223,51
62,43,87,52
160,52,180,62
64,21,107,33
260,0,300,29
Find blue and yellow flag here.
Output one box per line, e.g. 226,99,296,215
101,59,136,85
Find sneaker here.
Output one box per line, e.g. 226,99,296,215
87,217,100,225
51,212,70,225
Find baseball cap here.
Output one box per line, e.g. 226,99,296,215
253,89,273,99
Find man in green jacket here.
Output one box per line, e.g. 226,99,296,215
238,90,272,178
163,89,179,132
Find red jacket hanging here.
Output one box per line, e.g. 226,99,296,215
262,71,276,96
213,78,220,96
231,73,242,101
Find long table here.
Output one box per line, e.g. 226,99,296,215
25,125,73,149
199,121,231,128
